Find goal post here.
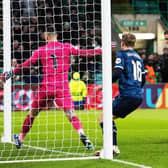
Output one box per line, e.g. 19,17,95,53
1,0,12,143
101,0,113,160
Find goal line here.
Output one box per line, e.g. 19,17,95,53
0,142,152,167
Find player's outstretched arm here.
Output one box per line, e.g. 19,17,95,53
13,50,39,75
1,50,39,82
69,41,116,57
77,48,102,57
69,44,102,57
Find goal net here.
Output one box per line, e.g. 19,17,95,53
0,0,112,162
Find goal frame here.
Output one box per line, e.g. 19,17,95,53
101,0,113,160
1,0,113,162
1,0,12,143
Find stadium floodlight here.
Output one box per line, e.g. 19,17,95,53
0,0,113,162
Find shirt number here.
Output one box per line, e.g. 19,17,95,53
132,60,142,82
51,54,57,69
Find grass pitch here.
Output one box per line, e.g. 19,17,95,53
0,109,168,168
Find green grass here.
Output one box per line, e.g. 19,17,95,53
0,109,168,167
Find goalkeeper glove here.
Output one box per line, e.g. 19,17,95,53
1,71,12,82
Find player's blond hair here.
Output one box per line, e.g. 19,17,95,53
122,33,136,47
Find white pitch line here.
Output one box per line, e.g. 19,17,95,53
0,157,153,167
1,142,152,167
0,157,99,164
113,159,152,168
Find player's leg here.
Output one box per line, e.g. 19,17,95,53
13,110,36,149
18,109,38,140
95,95,142,155
14,87,47,148
56,86,84,135
64,109,93,150
14,108,38,149
112,96,143,119
64,109,84,135
99,113,118,147
110,95,143,154
64,108,94,151
97,111,119,156
56,87,94,150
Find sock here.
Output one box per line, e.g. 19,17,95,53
100,122,103,134
113,121,117,146
99,121,117,146
19,114,35,141
71,116,84,135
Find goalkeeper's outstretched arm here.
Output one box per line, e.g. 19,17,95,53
1,50,39,82
69,41,115,57
70,44,102,57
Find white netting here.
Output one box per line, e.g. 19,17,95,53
0,1,2,71
0,0,103,161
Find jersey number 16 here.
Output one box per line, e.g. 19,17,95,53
132,60,142,82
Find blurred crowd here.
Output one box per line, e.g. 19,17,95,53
137,48,168,83
0,0,168,84
1,0,102,84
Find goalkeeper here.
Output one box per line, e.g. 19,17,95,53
1,27,102,150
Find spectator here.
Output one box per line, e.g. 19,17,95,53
145,54,157,84
63,22,71,43
164,30,168,44
12,58,18,69
12,40,20,51
69,72,87,110
82,72,89,84
137,48,147,65
21,0,36,17
140,53,147,66
152,53,161,82
159,48,168,82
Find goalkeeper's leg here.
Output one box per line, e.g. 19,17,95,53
14,109,38,149
56,87,94,151
14,89,46,149
64,109,94,151
19,109,38,141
